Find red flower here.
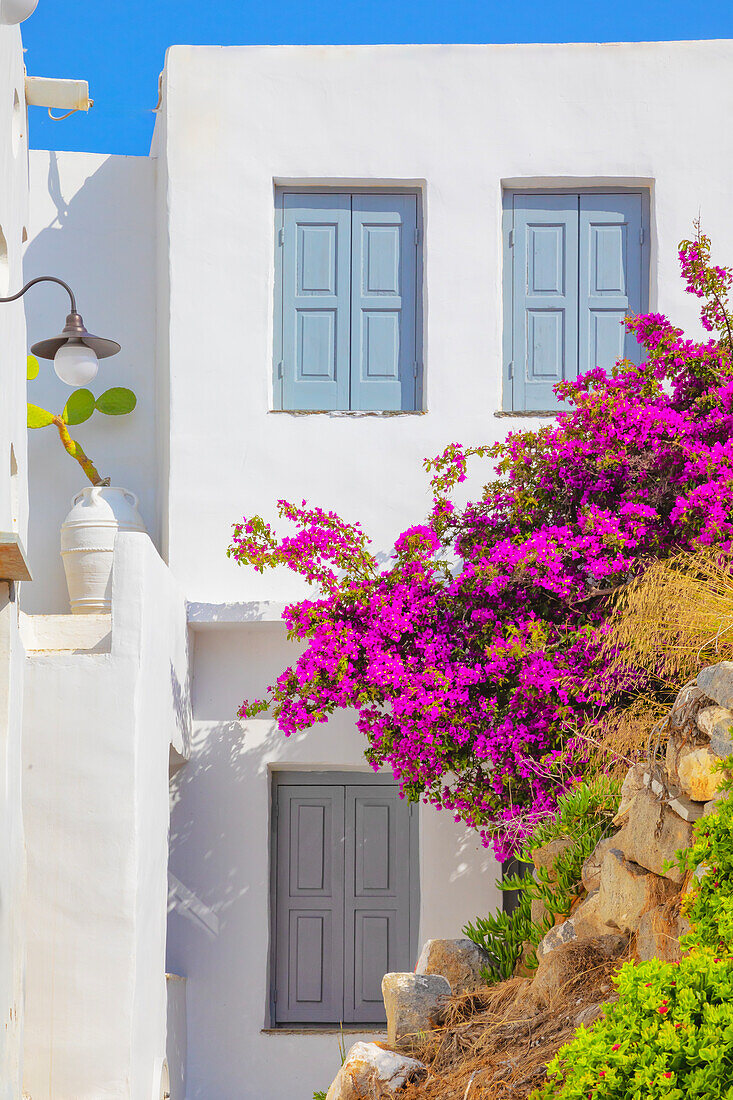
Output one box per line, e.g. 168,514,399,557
658,1003,670,1015
611,1043,621,1051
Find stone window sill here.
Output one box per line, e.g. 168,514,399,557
494,410,559,419
269,410,425,418
261,1026,387,1035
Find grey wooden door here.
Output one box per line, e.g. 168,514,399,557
272,775,416,1025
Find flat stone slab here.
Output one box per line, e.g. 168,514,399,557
643,772,704,823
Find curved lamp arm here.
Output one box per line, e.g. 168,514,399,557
0,275,120,361
0,275,77,313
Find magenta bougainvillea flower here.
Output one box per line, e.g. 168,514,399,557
228,228,733,857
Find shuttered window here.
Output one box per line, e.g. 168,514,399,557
271,774,417,1026
274,192,421,412
504,191,649,411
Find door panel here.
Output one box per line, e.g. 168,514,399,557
281,194,351,410
344,786,413,1023
350,195,418,411
274,785,345,1023
579,193,643,374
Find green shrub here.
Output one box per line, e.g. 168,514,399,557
533,951,733,1099
676,758,733,955
531,762,733,1098
464,776,620,982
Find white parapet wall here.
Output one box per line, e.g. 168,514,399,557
0,586,25,1100
21,532,191,1100
0,19,31,1100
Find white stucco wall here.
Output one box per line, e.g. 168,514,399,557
22,533,190,1100
0,22,31,1099
23,150,158,614
154,41,728,609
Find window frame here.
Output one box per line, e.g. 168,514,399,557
272,186,425,414
501,186,651,414
267,769,420,1029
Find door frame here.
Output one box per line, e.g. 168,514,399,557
501,186,651,413
267,769,420,1028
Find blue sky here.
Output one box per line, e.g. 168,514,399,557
23,0,733,156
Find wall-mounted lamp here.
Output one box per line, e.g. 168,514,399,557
0,276,121,385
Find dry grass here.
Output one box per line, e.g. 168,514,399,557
396,945,631,1100
571,695,670,776
606,550,733,686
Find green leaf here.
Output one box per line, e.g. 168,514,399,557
26,354,39,381
27,403,54,429
95,387,137,416
62,388,95,426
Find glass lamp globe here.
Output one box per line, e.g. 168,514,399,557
53,343,99,386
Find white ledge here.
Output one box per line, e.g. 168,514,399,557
186,601,287,628
20,613,112,654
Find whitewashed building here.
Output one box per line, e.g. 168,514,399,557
2,18,733,1099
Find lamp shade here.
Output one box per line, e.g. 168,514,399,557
30,311,121,363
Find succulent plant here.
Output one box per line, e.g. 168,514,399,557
26,354,137,486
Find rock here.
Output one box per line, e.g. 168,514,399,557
704,789,729,816
636,904,684,963
415,938,490,994
325,1042,426,1100
597,848,677,933
697,663,733,711
695,705,733,759
613,764,647,827
381,973,451,1049
530,837,574,879
677,747,724,802
613,788,693,882
669,681,713,730
582,837,617,891
642,770,704,823
528,936,627,1010
536,891,618,959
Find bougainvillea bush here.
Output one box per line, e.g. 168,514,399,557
229,228,733,856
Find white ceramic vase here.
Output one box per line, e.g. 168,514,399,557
60,486,146,614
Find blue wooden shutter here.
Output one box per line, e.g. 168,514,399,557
343,785,413,1024
350,195,418,411
274,785,345,1023
511,194,579,411
579,193,644,375
279,194,351,411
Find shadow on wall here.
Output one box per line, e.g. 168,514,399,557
23,150,157,614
